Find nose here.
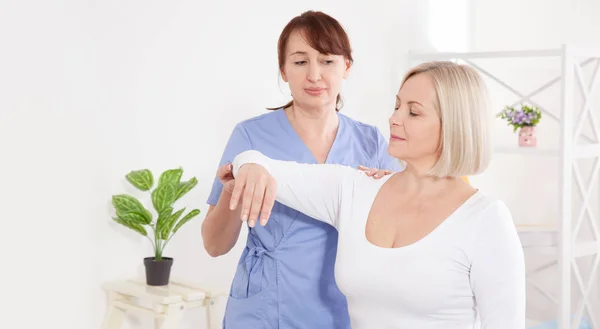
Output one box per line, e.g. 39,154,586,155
307,62,321,82
389,109,403,127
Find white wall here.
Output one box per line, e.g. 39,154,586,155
467,0,600,326
0,1,432,328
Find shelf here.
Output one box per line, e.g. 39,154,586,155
517,223,559,248
516,224,600,255
494,146,558,156
516,223,559,232
494,144,600,158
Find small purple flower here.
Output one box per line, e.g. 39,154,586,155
514,112,525,123
498,105,540,129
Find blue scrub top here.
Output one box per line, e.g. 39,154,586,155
207,109,402,329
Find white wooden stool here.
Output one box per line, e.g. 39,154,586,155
101,279,227,329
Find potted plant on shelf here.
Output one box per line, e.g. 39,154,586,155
110,167,201,286
496,104,542,147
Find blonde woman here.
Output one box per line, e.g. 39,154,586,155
225,61,526,328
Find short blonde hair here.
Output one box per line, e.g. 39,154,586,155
399,61,491,177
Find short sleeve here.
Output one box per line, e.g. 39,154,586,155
206,123,252,205
375,128,403,172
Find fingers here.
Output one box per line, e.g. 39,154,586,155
229,164,276,228
373,169,388,179
259,180,277,226
247,180,265,227
358,165,393,179
240,179,256,223
229,171,246,211
217,163,233,180
248,177,277,227
358,165,377,177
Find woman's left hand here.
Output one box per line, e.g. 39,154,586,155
358,165,394,179
230,163,277,228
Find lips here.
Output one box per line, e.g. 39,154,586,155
390,134,405,141
305,88,326,96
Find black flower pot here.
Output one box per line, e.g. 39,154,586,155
144,257,173,286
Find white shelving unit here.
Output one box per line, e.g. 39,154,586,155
408,44,600,329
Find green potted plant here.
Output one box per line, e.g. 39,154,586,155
111,167,201,286
496,104,542,147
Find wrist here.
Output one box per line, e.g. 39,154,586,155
220,187,233,199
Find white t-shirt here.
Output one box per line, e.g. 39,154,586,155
232,150,526,329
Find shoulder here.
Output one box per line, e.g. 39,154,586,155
339,113,387,160
340,113,384,140
464,192,519,242
235,109,282,131
477,194,513,222
227,110,284,144
460,193,524,266
463,192,513,223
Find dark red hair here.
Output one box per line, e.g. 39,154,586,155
268,11,353,111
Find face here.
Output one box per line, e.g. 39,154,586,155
388,73,442,164
281,30,351,110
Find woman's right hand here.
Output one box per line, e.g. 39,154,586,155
357,165,393,179
229,163,277,228
217,163,236,194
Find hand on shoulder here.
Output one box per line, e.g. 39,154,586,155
357,165,394,179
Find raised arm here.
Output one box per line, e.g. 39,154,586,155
230,150,356,228
470,201,526,329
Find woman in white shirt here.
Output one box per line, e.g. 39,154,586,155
226,61,526,329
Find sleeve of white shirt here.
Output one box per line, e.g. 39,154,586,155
469,200,526,329
232,150,357,228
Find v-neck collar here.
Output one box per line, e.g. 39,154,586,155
277,108,344,165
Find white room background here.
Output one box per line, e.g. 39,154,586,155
1,0,599,328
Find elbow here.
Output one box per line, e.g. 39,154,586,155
201,209,238,258
205,246,222,258
201,230,222,258
203,240,225,258
203,239,235,258
201,224,226,258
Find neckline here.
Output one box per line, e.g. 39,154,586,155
362,178,483,252
276,108,344,164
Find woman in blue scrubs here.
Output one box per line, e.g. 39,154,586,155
201,10,402,329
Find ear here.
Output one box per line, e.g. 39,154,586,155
343,59,352,79
281,68,288,82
